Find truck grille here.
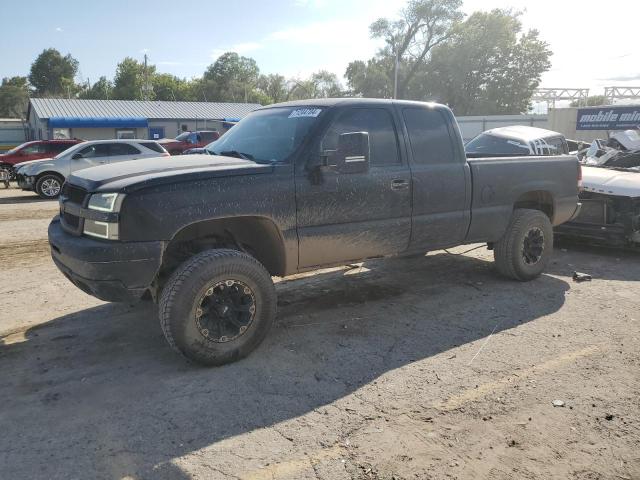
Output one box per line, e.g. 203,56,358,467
62,183,89,206
60,184,88,235
63,211,80,229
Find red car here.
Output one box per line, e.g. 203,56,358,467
0,140,83,167
159,131,220,155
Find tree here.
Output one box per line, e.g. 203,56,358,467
257,74,288,104
112,57,156,100
0,77,30,117
345,59,394,98
153,74,196,101
422,10,552,114
571,95,607,107
79,76,113,100
29,48,79,97
366,0,464,97
204,52,260,102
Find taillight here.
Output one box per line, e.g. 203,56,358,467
577,163,583,191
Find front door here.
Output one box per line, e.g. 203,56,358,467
69,144,111,174
295,107,412,268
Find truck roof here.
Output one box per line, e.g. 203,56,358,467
262,98,450,110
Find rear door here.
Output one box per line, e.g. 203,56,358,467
401,107,471,249
296,107,412,268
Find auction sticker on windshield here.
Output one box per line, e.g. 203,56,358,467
289,108,322,118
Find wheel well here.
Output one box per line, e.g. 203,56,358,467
159,216,287,281
36,171,64,182
513,191,554,220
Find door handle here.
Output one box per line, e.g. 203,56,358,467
390,179,409,190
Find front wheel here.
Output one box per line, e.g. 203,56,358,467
159,249,277,366
494,209,553,281
36,174,64,199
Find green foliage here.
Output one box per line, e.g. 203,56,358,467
203,52,261,102
347,5,552,115
29,48,79,97
112,57,156,100
421,10,552,114
0,77,30,117
79,76,113,100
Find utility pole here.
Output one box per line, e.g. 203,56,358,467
393,45,399,100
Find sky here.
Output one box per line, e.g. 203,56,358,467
1,0,639,98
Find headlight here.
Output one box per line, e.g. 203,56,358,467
87,193,123,212
84,193,125,240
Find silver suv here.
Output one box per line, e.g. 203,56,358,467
15,139,169,198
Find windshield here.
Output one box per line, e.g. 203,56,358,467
465,133,532,155
205,107,324,163
175,132,191,142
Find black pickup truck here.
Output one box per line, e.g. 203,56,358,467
48,99,581,365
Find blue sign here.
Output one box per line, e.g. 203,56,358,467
576,106,640,130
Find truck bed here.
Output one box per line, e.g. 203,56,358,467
465,155,580,243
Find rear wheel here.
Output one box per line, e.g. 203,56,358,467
159,249,277,366
494,209,553,281
36,174,64,199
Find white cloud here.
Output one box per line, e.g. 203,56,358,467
55,27,63,32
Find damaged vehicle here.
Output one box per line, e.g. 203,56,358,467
466,125,640,248
556,130,640,247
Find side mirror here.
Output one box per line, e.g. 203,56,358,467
335,132,370,173
72,153,83,160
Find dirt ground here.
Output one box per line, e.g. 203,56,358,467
0,187,638,480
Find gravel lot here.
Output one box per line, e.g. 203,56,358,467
0,187,638,480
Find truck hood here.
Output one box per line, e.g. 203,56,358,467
67,154,273,192
582,166,640,198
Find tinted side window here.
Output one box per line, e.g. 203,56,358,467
110,143,141,156
322,108,400,166
403,108,456,164
546,137,568,155
78,144,111,158
139,142,166,153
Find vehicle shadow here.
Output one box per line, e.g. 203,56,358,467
0,194,51,205
550,237,640,281
0,252,570,479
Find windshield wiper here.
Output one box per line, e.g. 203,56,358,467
218,150,254,160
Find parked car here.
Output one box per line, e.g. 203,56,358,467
160,131,220,155
49,99,580,365
0,139,83,177
465,125,569,157
183,147,210,155
16,139,169,199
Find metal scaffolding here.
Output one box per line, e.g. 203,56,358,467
604,86,640,104
532,88,590,108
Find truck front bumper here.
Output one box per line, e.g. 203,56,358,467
48,217,165,302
